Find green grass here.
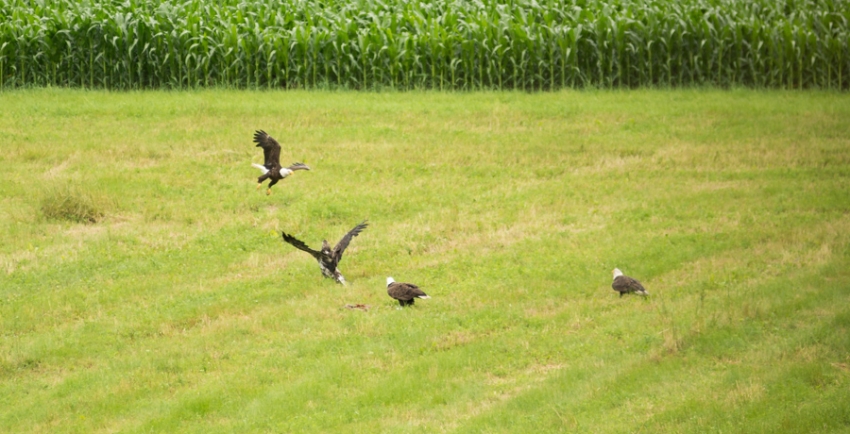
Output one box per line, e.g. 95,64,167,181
1,88,849,433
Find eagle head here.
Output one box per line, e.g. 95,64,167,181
386,276,395,287
612,268,624,279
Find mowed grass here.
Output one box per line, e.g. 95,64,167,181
1,89,849,433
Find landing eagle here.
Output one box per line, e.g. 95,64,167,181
281,221,368,285
611,268,649,297
252,130,310,195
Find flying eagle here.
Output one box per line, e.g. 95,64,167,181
281,221,368,285
252,130,310,195
386,277,431,307
611,268,649,297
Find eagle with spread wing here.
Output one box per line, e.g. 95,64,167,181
252,130,310,195
281,221,368,285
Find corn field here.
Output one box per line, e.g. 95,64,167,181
0,0,848,90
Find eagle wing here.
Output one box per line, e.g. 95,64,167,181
612,275,646,293
388,282,428,300
282,232,324,260
332,221,368,263
254,130,282,168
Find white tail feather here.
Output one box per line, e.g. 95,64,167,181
252,163,269,174
417,295,431,299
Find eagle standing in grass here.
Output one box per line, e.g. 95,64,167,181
252,130,310,195
386,277,431,307
281,221,368,285
611,268,649,297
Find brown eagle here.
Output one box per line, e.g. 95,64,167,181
252,130,310,195
386,277,431,307
281,221,368,285
611,268,649,297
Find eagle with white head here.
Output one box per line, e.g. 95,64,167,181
252,130,310,195
611,268,649,297
386,277,431,307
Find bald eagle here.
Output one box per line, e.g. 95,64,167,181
386,277,431,306
281,221,368,285
252,130,310,195
611,268,649,297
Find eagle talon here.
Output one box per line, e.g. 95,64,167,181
266,189,272,195
256,183,263,190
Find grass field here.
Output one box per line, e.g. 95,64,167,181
1,89,849,433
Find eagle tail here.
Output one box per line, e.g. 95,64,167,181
252,163,269,174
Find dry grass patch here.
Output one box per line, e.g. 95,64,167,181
430,330,477,352
724,381,766,405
